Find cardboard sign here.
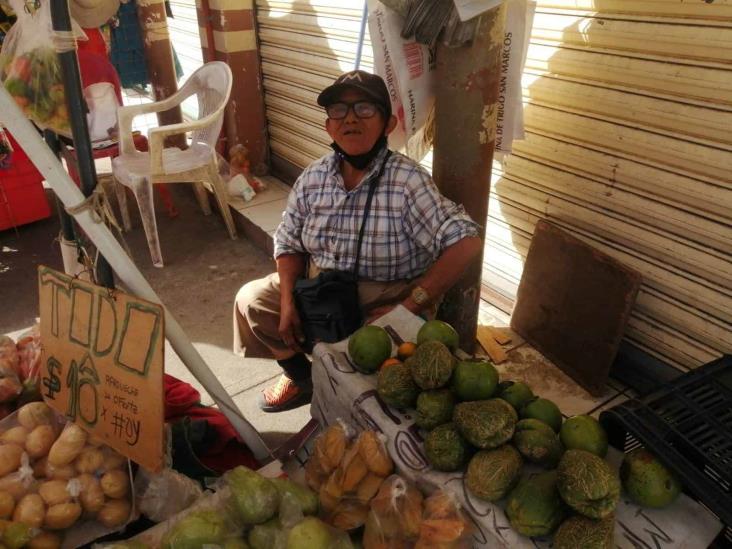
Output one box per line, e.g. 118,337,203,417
38,265,165,472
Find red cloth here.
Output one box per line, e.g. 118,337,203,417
163,374,259,472
77,50,123,104
77,28,108,59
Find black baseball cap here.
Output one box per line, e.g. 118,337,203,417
317,70,392,119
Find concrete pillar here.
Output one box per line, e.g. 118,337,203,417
196,0,269,173
432,6,506,352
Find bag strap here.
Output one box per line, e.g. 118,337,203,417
353,150,392,277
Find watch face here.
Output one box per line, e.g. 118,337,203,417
412,286,429,305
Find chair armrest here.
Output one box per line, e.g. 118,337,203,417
147,111,224,174
117,90,191,155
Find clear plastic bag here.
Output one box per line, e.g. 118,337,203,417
363,475,423,549
136,467,204,523
415,490,472,549
14,325,42,404
0,0,84,134
0,335,22,404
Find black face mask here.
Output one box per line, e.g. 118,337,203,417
331,134,388,170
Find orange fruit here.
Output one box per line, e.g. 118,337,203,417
380,358,402,370
397,342,417,361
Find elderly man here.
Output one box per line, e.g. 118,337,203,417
234,70,482,412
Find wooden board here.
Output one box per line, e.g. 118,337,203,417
510,220,641,396
38,266,165,471
476,326,508,364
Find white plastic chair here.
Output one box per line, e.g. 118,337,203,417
112,61,237,267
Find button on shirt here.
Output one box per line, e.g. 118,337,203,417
274,148,481,282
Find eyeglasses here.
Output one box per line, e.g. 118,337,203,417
325,101,381,120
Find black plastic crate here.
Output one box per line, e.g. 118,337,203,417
599,355,732,528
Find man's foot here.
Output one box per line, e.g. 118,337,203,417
258,375,313,413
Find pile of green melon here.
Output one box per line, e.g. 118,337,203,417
347,320,683,546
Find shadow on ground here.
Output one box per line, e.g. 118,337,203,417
0,183,309,452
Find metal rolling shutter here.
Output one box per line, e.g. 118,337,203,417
255,0,372,174
484,1,732,371
255,0,732,372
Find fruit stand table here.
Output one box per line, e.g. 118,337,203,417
309,306,722,548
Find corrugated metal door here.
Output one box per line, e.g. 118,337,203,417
485,0,732,371
255,0,732,372
255,0,372,175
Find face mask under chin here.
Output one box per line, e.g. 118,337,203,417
331,135,388,170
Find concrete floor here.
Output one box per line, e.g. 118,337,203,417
0,183,310,453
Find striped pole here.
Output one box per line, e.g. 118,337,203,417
197,0,268,172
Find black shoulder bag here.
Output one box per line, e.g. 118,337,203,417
293,151,392,351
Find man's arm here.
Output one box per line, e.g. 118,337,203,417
401,236,483,314
276,253,308,351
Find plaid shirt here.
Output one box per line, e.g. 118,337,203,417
274,148,481,281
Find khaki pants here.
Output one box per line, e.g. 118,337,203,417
233,264,429,360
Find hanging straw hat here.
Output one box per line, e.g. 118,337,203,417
69,0,121,29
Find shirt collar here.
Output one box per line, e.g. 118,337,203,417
327,146,391,190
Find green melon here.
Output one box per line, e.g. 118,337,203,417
520,397,563,432
415,389,455,430
410,340,456,390
620,448,681,508
451,360,499,401
416,320,460,350
424,423,470,472
348,325,393,374
377,361,420,409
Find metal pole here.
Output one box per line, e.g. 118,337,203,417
43,129,74,241
354,2,368,70
432,6,506,352
50,0,115,289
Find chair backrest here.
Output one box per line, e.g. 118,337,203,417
177,61,233,149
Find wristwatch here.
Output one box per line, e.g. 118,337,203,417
410,285,430,307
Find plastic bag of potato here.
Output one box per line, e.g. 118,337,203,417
0,402,135,548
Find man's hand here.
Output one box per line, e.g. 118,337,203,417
279,299,305,352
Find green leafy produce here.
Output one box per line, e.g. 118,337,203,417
520,397,563,432
227,466,280,524
453,399,517,449
620,448,681,508
410,340,455,390
415,389,455,430
271,478,319,515
560,415,608,457
553,515,614,549
513,418,564,468
557,450,620,519
451,360,499,401
424,423,470,472
497,381,534,411
348,325,393,373
287,517,334,549
377,361,420,409
506,472,567,537
161,511,228,549
465,445,523,501
416,319,459,350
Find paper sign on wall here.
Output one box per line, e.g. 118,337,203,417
38,266,164,472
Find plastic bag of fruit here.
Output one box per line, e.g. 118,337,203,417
0,0,84,135
362,474,423,549
415,489,472,549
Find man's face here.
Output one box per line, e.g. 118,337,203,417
325,88,394,156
